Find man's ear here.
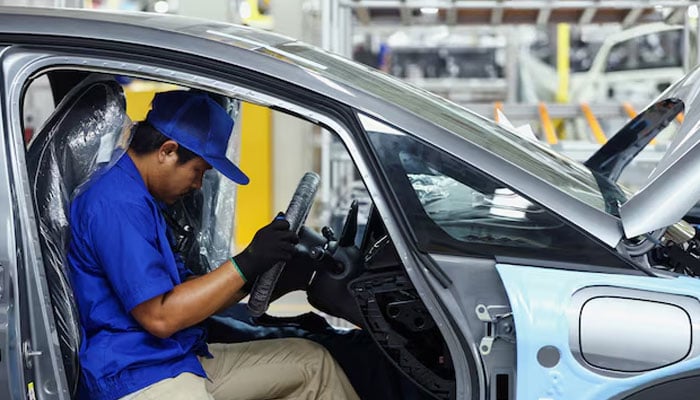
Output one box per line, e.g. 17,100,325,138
158,140,180,163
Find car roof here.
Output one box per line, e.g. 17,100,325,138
0,7,386,116
0,7,377,121
0,6,293,50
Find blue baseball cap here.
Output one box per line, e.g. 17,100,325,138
146,90,249,185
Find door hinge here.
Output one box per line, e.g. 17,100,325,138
475,304,515,355
23,341,42,369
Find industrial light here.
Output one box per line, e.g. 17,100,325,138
688,5,699,18
154,0,169,13
420,7,439,15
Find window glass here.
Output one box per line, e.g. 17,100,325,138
606,29,683,72
265,41,626,217
365,123,632,268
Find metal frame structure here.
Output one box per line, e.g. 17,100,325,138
338,0,700,26
321,0,700,91
0,0,83,7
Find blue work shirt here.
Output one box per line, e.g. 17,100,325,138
67,153,209,400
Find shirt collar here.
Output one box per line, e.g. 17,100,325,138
116,152,148,192
117,152,170,210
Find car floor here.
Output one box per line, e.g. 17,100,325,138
206,304,435,400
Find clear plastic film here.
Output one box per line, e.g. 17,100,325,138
407,173,453,206
26,74,130,393
169,170,237,275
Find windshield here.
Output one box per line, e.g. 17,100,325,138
259,41,623,215
364,126,633,268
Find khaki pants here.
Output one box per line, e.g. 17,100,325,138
121,338,359,400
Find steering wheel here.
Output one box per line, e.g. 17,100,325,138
247,172,320,317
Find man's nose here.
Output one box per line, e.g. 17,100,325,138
192,172,206,190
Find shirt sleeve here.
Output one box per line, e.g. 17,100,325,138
175,253,195,280
87,198,175,312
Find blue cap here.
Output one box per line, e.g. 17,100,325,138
146,90,249,185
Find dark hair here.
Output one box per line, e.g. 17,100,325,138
129,121,198,164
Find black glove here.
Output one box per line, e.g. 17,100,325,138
233,213,299,286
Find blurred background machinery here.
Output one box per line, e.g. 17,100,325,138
316,0,700,199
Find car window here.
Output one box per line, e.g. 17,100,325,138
606,29,683,72
22,74,54,143
366,125,632,269
529,29,602,73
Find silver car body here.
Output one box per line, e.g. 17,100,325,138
2,7,700,400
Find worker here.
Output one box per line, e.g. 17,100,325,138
67,90,359,400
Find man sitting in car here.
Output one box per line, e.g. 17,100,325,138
67,90,359,400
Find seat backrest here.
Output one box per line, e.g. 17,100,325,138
26,75,128,396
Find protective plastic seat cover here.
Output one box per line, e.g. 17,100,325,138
26,74,129,395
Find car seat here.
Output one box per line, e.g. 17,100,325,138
26,74,128,397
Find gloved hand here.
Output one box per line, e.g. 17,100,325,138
233,213,299,285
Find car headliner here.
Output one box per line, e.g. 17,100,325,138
0,6,627,249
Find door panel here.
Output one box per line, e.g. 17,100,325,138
496,264,700,399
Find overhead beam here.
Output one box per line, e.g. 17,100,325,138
338,0,699,26
340,1,699,10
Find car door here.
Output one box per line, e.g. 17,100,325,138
0,44,107,400
0,25,317,398
0,44,33,400
0,40,253,400
360,114,625,400
497,263,700,400
361,113,700,399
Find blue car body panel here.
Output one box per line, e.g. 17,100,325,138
496,263,700,399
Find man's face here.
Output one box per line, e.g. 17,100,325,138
156,153,212,205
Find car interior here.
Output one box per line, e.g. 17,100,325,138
22,70,457,400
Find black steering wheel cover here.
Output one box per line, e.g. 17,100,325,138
247,172,320,317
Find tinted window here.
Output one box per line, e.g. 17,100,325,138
367,128,632,268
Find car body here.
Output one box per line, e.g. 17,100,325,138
2,7,700,400
522,22,692,104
